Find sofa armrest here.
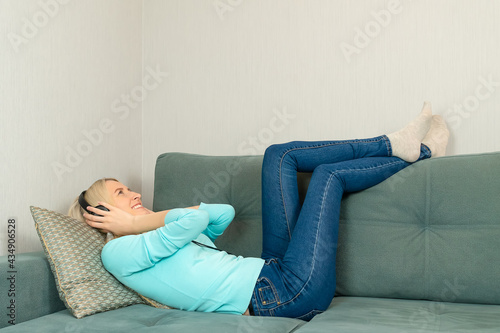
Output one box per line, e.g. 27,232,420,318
0,251,66,329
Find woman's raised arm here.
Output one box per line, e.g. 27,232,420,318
84,202,199,236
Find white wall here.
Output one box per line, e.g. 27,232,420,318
2,0,500,256
141,0,500,207
0,0,142,256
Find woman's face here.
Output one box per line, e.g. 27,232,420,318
105,180,151,216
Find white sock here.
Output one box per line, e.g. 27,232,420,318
422,115,450,158
387,102,433,162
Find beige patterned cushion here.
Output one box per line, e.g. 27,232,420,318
30,206,171,319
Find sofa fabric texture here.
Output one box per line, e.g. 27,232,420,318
1,151,499,332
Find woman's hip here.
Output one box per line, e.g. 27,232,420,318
250,258,335,321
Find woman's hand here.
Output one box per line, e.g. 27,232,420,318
83,202,136,237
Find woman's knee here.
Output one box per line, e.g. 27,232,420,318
263,144,290,170
264,143,287,159
312,164,338,179
264,142,303,164
310,164,345,191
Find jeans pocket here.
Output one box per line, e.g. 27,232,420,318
256,277,279,306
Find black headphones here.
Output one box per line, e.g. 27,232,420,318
78,191,110,217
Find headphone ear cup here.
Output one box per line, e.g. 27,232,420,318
95,205,110,212
91,205,110,217
79,191,110,216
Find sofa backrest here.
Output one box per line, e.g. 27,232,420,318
153,153,264,258
153,152,500,305
335,152,500,305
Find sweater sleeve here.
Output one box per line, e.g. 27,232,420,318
101,208,209,277
198,203,235,242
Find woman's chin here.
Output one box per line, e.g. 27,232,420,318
131,207,152,216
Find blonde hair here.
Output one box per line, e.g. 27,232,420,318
68,178,120,240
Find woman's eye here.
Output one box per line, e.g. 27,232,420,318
118,190,123,195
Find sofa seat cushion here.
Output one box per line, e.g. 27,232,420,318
295,296,500,333
0,304,305,333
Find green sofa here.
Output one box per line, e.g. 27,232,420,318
2,151,500,332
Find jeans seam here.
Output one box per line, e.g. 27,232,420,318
265,170,337,310
381,134,392,156
277,136,387,241
287,171,336,304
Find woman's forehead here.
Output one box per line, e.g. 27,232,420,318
105,180,125,193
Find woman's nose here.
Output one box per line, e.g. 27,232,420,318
132,191,141,199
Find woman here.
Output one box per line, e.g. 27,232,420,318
71,102,449,321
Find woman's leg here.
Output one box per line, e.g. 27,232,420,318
255,104,445,319
253,146,432,320
261,135,392,260
260,103,433,260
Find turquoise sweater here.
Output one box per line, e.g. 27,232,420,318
101,203,264,314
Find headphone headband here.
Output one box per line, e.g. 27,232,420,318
78,190,109,216
78,191,91,214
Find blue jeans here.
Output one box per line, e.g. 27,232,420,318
250,135,431,321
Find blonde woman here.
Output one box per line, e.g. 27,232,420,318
68,177,196,242
73,102,448,321
69,177,154,221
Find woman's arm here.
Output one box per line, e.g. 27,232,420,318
102,208,209,277
198,203,235,241
133,205,200,234
84,202,199,236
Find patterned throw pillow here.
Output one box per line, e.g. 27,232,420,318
30,206,171,319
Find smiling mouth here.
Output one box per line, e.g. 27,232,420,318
131,204,144,210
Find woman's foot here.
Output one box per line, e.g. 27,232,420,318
387,101,433,162
422,115,450,158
